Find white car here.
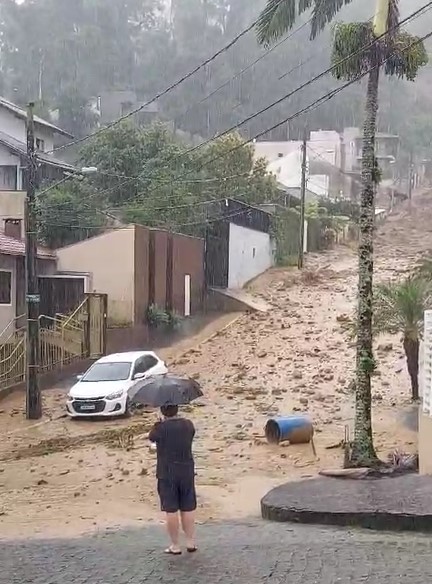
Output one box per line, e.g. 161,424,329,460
66,351,168,418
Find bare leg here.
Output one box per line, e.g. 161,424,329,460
165,512,181,553
180,511,196,549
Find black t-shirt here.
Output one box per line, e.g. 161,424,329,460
148,417,195,480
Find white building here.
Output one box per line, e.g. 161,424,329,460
254,131,342,199
0,96,74,192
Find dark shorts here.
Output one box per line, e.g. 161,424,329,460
157,476,197,513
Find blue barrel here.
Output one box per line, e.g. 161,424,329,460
265,415,313,445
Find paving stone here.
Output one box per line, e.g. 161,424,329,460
2,521,432,583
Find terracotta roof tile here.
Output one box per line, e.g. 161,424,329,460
0,232,56,259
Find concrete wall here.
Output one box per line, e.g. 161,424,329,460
57,227,135,326
134,225,150,324
171,233,205,315
153,230,168,308
228,223,273,289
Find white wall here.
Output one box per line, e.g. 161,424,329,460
228,223,273,289
0,107,55,151
0,143,19,166
0,108,26,143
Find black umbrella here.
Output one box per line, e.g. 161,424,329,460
129,374,203,407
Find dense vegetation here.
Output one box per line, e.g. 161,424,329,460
36,123,278,247
0,0,430,154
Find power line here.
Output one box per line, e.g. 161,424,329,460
46,17,261,155
39,7,432,231
38,206,264,232
130,7,432,205
46,26,432,231
175,17,313,123
278,56,314,80
72,0,432,204
40,1,431,215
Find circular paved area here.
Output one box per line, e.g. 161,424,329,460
2,521,432,583
262,474,432,531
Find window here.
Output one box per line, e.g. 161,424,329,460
133,355,158,375
36,138,45,152
4,219,21,239
82,362,132,382
0,166,17,191
0,271,12,304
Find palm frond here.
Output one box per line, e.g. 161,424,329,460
256,0,312,46
374,276,432,339
310,0,355,40
384,31,428,81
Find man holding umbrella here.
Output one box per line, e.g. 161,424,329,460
130,374,203,555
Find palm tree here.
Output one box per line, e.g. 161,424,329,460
375,277,432,401
257,0,427,466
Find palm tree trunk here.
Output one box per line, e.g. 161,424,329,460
403,335,420,401
350,60,380,467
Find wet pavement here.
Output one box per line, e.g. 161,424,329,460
2,521,432,583
262,474,432,531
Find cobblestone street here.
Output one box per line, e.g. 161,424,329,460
2,521,432,583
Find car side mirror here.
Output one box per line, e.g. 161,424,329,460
76,374,83,381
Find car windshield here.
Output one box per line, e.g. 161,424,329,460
81,362,132,382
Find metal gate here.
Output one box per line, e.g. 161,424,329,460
0,293,108,391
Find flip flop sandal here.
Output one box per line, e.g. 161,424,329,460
164,548,182,556
187,546,198,553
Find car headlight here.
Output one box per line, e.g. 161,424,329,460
105,389,125,400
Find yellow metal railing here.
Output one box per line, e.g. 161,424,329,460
38,314,86,373
0,294,107,392
0,316,26,391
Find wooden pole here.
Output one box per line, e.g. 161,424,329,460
25,102,42,420
298,130,307,269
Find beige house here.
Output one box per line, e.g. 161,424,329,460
57,226,136,325
57,224,205,327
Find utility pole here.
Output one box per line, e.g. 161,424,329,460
25,102,42,420
408,151,414,213
298,130,307,269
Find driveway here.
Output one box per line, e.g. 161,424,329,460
2,521,431,583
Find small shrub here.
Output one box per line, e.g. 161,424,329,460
145,304,183,330
167,310,183,329
145,304,170,327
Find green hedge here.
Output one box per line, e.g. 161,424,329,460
271,208,301,266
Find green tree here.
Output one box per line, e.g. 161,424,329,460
200,133,278,205
36,181,105,248
256,0,427,466
37,125,278,245
374,277,432,401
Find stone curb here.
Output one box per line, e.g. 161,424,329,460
261,498,432,532
261,476,432,533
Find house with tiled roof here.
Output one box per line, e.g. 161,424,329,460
0,231,57,337
0,96,76,241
